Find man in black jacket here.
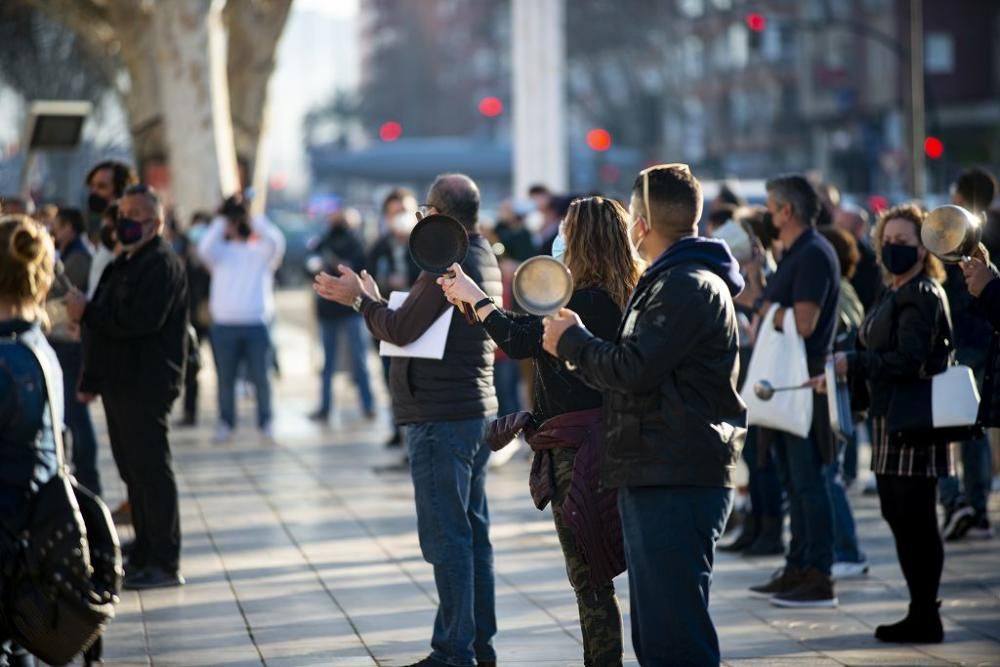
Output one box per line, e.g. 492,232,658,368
315,174,503,667
66,184,189,590
543,164,746,667
307,207,374,422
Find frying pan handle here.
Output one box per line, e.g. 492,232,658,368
460,302,477,324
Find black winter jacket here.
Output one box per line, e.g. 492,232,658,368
848,273,953,419
311,226,368,321
974,272,1000,427
557,237,747,489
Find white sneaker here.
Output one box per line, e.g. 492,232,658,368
489,436,522,468
831,560,870,581
260,423,276,443
213,424,233,444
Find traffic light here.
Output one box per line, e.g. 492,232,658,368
478,96,503,118
746,12,766,53
924,136,944,160
586,128,612,152
379,121,402,142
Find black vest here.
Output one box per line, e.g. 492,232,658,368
389,234,503,425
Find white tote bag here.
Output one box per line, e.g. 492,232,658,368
741,304,813,438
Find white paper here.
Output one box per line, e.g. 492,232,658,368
378,291,452,360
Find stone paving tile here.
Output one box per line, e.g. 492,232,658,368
83,292,1000,666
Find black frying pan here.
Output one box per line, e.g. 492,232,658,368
409,214,476,323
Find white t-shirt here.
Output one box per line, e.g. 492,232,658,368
197,215,286,326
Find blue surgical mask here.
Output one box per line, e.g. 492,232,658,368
552,226,567,264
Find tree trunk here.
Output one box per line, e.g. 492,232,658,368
224,0,293,216
152,0,239,226
115,10,166,174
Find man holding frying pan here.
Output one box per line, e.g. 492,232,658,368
315,174,502,667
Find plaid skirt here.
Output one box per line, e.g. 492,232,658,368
870,417,955,478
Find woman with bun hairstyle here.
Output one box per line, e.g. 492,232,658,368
0,214,60,666
439,196,640,667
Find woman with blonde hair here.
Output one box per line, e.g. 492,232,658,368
439,196,640,667
0,214,60,665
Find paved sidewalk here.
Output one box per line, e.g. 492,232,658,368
88,291,999,666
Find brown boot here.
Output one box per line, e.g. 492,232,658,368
748,566,803,599
770,567,838,608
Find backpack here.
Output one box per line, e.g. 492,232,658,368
0,333,122,666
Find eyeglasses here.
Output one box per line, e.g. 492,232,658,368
638,163,691,224
417,204,436,220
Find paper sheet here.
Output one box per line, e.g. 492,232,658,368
378,291,452,359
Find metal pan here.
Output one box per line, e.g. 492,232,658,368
921,205,982,264
408,214,476,323
512,256,574,317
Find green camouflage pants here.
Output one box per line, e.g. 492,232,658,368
550,447,624,667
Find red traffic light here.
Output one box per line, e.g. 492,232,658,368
478,96,503,117
924,136,944,160
379,121,403,142
586,128,612,152
746,12,766,32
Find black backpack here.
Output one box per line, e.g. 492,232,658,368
0,333,122,665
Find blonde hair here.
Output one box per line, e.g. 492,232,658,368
0,214,56,323
873,203,945,282
563,197,642,309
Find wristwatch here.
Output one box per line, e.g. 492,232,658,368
351,295,364,312
474,296,496,311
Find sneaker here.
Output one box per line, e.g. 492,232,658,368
212,424,234,444
749,566,804,599
123,566,185,590
942,503,976,541
307,409,329,423
770,568,838,608
831,559,870,581
966,513,993,539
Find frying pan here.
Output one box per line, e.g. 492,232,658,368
512,256,574,316
409,214,476,323
921,205,982,264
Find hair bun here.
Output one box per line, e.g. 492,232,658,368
8,222,44,267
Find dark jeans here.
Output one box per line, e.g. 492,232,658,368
825,440,865,564
318,316,374,415
493,358,522,418
406,418,496,666
182,329,206,422
618,485,733,667
939,434,993,514
743,426,782,518
877,475,943,607
51,342,101,496
211,324,272,429
103,389,180,572
772,429,835,575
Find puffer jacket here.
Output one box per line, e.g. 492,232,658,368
558,237,747,489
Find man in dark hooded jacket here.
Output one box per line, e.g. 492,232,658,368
543,164,746,667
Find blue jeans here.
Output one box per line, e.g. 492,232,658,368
318,316,374,415
493,358,521,418
825,441,865,564
743,426,783,518
939,434,993,514
211,324,273,429
406,419,496,666
618,485,733,667
52,341,101,496
771,429,835,575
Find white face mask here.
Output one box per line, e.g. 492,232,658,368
391,211,418,235
628,217,647,260
551,224,567,264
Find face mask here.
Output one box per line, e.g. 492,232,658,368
88,193,109,215
99,224,117,250
551,226,567,264
881,242,920,276
116,216,146,247
188,224,208,245
628,218,646,260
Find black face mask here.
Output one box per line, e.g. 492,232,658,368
99,224,117,250
881,242,920,276
115,216,146,247
88,193,109,215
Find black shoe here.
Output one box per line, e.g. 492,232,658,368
875,601,944,643
749,566,803,599
176,415,197,428
123,566,185,590
743,515,785,556
478,661,496,667
720,514,758,552
386,429,403,448
308,409,329,423
942,502,976,541
402,657,450,667
967,512,993,539
770,568,838,608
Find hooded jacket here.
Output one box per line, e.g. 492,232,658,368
557,237,747,489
